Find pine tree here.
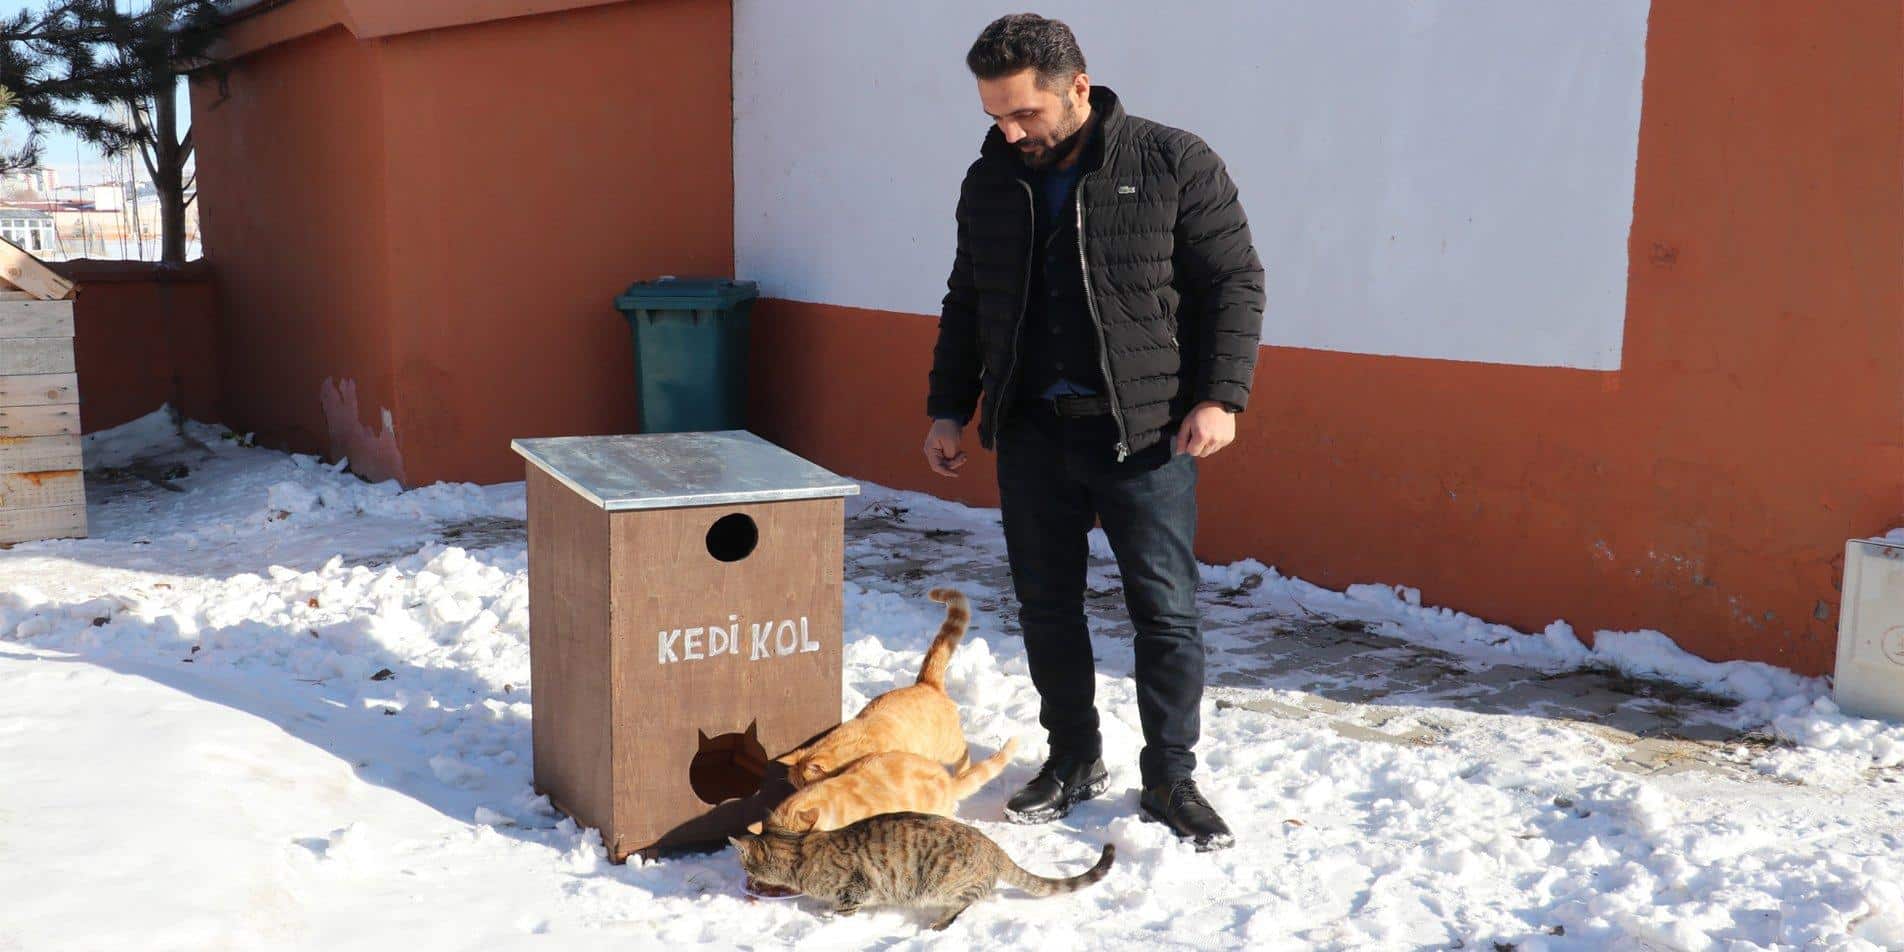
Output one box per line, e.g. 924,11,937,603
0,0,224,264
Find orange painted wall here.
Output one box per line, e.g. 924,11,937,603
374,0,733,486
192,0,733,485
748,2,1904,674
59,260,222,433
190,24,401,478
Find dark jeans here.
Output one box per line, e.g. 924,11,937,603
995,401,1204,788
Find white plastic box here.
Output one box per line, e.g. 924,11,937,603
1834,538,1904,722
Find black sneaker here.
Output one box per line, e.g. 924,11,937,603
1139,778,1235,851
1003,754,1109,824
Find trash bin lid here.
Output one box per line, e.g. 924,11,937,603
510,430,859,511
614,276,759,312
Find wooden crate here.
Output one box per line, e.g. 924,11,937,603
0,240,85,546
513,432,859,860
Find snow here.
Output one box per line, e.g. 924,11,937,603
3,408,1903,950
80,404,191,470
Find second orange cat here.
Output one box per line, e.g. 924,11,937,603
757,738,1021,834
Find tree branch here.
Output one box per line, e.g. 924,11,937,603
137,138,159,181
125,101,162,181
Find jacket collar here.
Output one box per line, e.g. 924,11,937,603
978,84,1125,178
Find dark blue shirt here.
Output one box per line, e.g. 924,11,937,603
1034,164,1080,251
1029,161,1097,399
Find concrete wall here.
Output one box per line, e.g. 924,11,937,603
740,1,1904,674
59,260,222,433
191,0,734,486
737,0,1648,370
191,24,401,477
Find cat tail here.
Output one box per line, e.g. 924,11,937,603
950,737,1018,800
916,588,969,690
998,843,1116,898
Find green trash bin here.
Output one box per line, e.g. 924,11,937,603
614,276,759,433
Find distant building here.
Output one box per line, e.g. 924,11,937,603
0,207,56,254
91,184,125,212
1,167,59,197
0,191,198,261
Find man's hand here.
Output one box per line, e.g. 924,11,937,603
924,419,969,477
1172,401,1236,458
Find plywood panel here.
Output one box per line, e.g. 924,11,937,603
0,470,84,510
0,403,80,437
0,373,77,407
607,496,844,858
0,503,86,545
0,301,75,339
0,338,75,375
526,465,616,845
0,238,76,300
0,434,82,474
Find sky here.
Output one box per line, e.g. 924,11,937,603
0,0,196,191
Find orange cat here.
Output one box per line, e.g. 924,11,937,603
755,739,1020,834
779,588,972,788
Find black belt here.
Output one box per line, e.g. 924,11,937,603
1047,393,1113,418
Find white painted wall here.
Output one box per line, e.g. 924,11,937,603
734,1,1648,370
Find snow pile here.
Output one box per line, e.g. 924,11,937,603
1185,559,1904,773
81,404,193,469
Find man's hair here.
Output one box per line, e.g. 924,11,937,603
965,13,1087,90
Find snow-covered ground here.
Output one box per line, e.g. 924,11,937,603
2,408,1901,951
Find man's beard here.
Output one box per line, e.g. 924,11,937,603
1018,98,1086,170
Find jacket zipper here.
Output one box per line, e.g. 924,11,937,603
1075,174,1130,461
992,178,1038,438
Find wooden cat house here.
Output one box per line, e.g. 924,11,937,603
511,431,858,860
0,236,84,546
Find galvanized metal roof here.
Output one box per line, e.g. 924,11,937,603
510,430,859,511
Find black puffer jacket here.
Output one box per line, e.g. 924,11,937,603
927,86,1266,458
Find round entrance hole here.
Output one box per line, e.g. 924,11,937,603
689,724,769,805
706,513,758,562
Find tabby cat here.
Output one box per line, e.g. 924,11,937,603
731,812,1115,931
778,588,972,787
754,738,1019,834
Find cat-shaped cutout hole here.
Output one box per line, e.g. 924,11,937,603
689,722,769,805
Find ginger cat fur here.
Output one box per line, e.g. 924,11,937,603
778,588,972,788
754,738,1020,835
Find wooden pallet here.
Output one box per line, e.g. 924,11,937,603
0,235,84,545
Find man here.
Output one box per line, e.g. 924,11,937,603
923,13,1265,851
